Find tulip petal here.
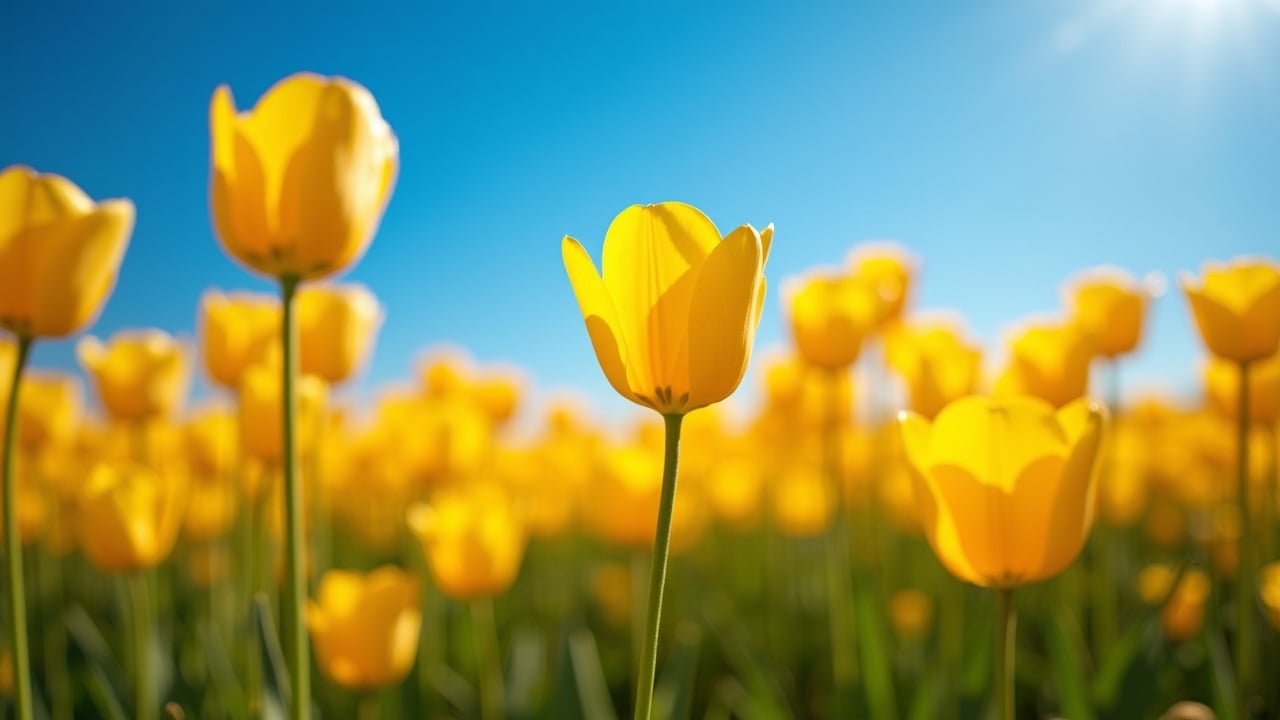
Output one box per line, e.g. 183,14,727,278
31,200,134,338
562,236,636,403
687,225,763,410
1034,399,1106,576
601,203,720,398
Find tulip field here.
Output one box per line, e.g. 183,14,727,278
3,64,1280,720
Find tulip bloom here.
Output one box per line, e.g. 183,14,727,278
306,566,421,691
848,242,916,328
238,360,328,467
996,320,1095,408
184,406,238,478
1065,267,1149,359
900,395,1105,587
16,372,80,453
209,74,398,281
787,274,879,371
407,486,527,599
563,202,771,415
78,330,188,424
1138,565,1211,642
1206,352,1280,425
79,463,185,574
886,320,982,419
199,290,279,389
1182,257,1280,364
297,283,382,385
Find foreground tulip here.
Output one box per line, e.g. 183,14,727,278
306,566,421,691
1182,257,1280,703
199,289,279,389
297,283,382,385
78,330,188,426
562,202,770,720
210,73,398,720
900,395,1105,720
0,165,134,720
1065,267,1149,359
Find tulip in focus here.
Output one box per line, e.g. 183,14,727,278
199,290,279,389
1065,267,1149,359
1181,257,1280,363
297,283,382,385
79,462,186,574
306,566,422,690
408,486,527,599
78,330,188,424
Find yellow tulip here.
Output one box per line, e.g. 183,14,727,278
899,395,1105,588
771,462,836,537
787,273,879,371
306,566,421,690
408,487,527,599
885,319,982,419
183,477,239,543
1138,564,1211,642
198,289,279,389
848,242,916,327
184,406,237,478
472,370,523,427
888,589,933,640
704,454,764,528
374,390,490,488
1065,267,1148,358
16,372,80,453
209,73,398,281
297,283,382,385
563,202,771,415
0,457,47,546
1261,562,1280,631
1181,257,1280,363
0,165,134,339
78,462,185,574
1205,352,1280,425
187,544,232,589
995,320,1095,408
419,348,471,399
238,359,328,465
77,330,188,423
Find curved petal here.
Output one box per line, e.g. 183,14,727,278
31,200,134,338
1033,398,1106,578
563,237,636,403
1184,281,1250,362
601,203,721,397
686,225,763,410
928,395,1065,493
1241,281,1280,360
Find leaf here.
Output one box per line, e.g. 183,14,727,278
1206,628,1240,720
198,619,249,720
853,577,899,720
568,626,619,720
1046,607,1096,720
252,593,290,712
80,665,129,720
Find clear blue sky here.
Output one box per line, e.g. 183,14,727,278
3,1,1278,421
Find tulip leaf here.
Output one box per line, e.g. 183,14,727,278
906,671,942,720
702,607,791,719
1206,628,1240,720
654,622,702,720
853,577,899,720
252,593,291,710
1046,607,1096,720
198,618,249,720
80,665,129,720
65,603,128,696
568,626,619,720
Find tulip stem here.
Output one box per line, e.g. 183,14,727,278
1236,361,1255,706
471,597,504,720
2,334,33,720
280,275,311,720
822,369,857,714
995,588,1016,720
128,571,155,720
633,413,684,720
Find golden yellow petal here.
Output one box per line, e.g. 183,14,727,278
562,236,636,403
686,224,763,411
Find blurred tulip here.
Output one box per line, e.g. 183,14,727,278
238,359,328,465
996,320,1095,408
1065,267,1148,358
704,454,764,529
1099,422,1150,526
772,462,836,538
787,274,879,370
184,406,237,478
16,372,79,453
187,543,233,588
888,589,933,640
1138,565,1211,642
1181,257,1280,363
306,566,421,690
848,242,916,327
297,283,382,385
472,370,523,427
183,477,239,542
79,462,185,574
563,202,771,414
590,442,705,551
375,391,490,488
408,487,527,599
209,73,398,281
0,165,134,339
590,562,633,627
0,458,47,546
199,289,279,389
900,395,1105,587
1261,562,1280,631
886,319,982,419
78,330,188,423
1205,352,1280,425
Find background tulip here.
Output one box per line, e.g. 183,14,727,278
306,566,421,691
408,486,527,600
199,290,279,389
1065,267,1149,359
787,274,879,371
297,283,382,385
996,320,1095,408
15,372,80,453
848,242,916,328
79,462,186,574
1181,257,1280,363
78,330,189,424
886,320,982,419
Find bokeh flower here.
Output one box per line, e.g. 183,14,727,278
306,566,421,690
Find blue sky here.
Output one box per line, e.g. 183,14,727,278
3,1,1278,423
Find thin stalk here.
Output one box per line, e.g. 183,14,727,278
471,596,504,720
633,413,684,720
995,588,1016,720
356,691,378,720
940,577,963,720
1235,361,1255,705
1092,360,1121,660
2,335,33,720
823,369,857,709
630,548,647,700
129,571,155,720
280,275,310,720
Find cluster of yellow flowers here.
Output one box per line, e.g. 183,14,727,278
2,69,1279,720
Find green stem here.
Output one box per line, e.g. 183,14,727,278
1236,361,1255,706
280,275,310,720
356,691,379,720
2,335,33,720
823,370,857,708
633,413,684,720
471,597,504,720
995,588,1016,720
129,571,155,720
